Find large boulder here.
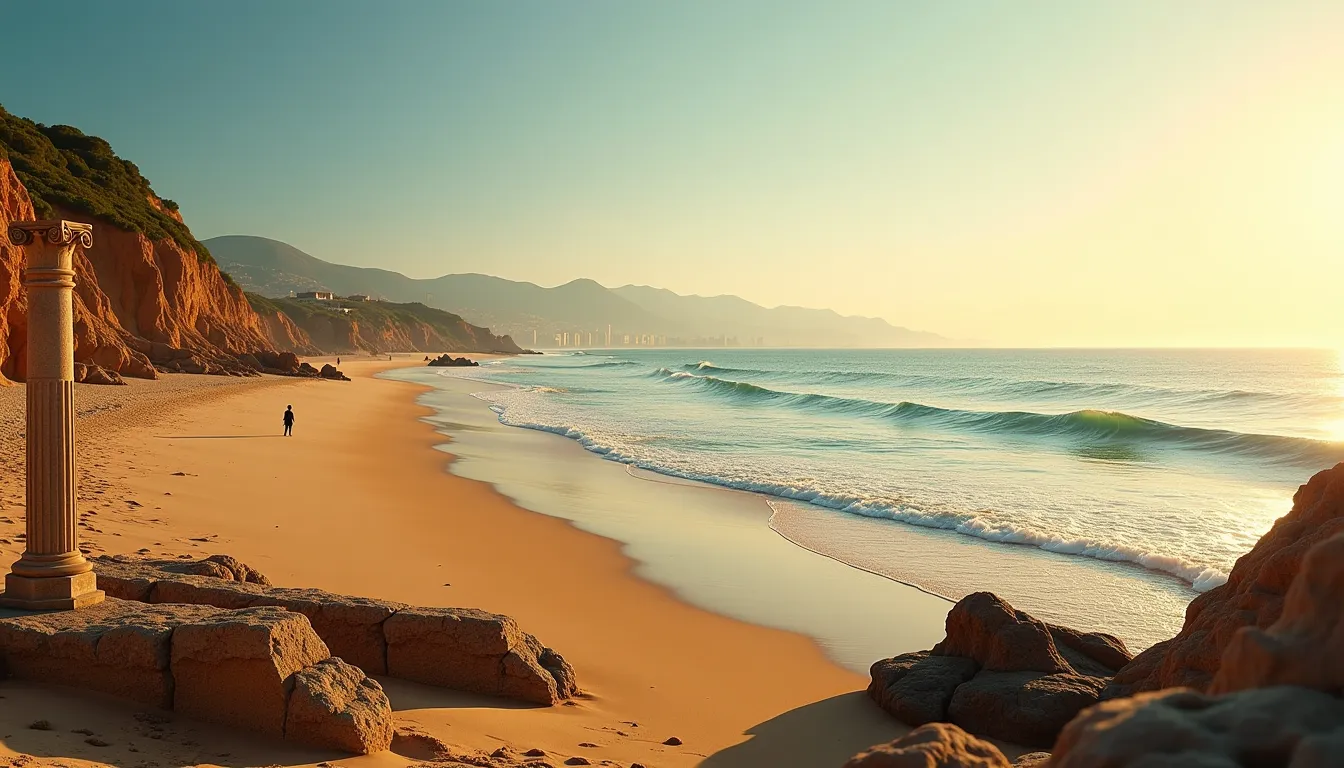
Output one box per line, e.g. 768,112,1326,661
869,652,979,725
933,593,1073,674
869,592,1129,748
285,657,394,754
319,363,350,381
947,671,1108,750
843,723,1011,768
170,606,330,737
1211,531,1344,695
1051,686,1344,767
1106,462,1344,699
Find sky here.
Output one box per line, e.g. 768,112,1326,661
1,1,1341,347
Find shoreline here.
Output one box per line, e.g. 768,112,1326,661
390,365,952,674
443,353,1211,652
0,356,955,766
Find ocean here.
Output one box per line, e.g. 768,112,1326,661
408,348,1344,650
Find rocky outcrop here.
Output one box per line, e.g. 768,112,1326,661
428,354,479,367
73,362,126,385
842,723,1013,768
868,592,1131,748
320,362,350,381
0,598,393,754
1051,686,1344,767
1105,462,1344,699
1043,527,1344,766
1211,531,1344,695
94,554,579,704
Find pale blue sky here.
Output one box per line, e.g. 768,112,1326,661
2,1,1341,346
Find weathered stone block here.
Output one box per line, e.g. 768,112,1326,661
170,606,329,736
95,556,579,703
95,559,402,674
285,657,393,754
385,606,567,704
0,598,222,708
260,588,404,674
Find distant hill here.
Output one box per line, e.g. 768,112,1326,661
208,235,945,348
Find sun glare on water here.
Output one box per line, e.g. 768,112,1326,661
1327,349,1344,443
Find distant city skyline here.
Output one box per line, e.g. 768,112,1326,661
1,1,1341,347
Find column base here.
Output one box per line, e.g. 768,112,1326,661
0,570,105,611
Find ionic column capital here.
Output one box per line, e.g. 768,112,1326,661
7,219,93,250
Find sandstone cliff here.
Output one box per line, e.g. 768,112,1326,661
0,108,283,383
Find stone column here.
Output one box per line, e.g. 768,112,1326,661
0,220,104,610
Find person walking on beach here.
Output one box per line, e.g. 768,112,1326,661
283,405,295,437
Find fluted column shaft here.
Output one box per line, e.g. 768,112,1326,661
17,238,83,575
2,220,103,609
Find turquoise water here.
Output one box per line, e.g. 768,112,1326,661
423,348,1344,648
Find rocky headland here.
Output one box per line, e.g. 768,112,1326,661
248,294,522,358
851,460,1344,766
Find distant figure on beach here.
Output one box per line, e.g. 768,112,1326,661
336,356,341,365
283,405,295,436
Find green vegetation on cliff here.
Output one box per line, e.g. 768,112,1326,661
0,104,214,263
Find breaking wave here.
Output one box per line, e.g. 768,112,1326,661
652,370,1344,467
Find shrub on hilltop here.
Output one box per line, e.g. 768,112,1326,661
0,104,215,265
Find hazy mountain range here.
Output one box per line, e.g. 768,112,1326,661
206,235,944,348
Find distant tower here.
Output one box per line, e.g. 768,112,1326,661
533,329,537,346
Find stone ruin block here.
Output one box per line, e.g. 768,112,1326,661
286,657,394,754
0,598,395,754
170,606,330,737
384,605,577,704
0,599,221,708
94,556,578,704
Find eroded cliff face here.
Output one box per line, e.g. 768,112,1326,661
0,159,278,383
0,160,30,384
252,305,321,356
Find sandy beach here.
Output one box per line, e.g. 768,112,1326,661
0,357,951,767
